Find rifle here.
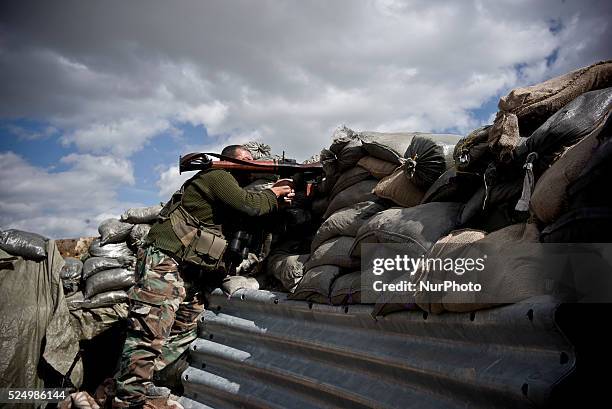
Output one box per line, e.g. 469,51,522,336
179,152,323,197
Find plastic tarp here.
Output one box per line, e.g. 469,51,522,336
0,241,82,401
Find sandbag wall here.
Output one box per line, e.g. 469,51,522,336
63,205,161,314
276,126,464,305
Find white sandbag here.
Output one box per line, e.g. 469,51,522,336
266,251,309,293
129,224,151,247
98,219,133,245
84,267,136,298
82,256,135,280
120,205,163,224
0,229,48,261
88,239,135,259
60,257,83,280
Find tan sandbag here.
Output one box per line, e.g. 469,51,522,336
489,60,612,161
357,156,398,179
266,251,309,292
372,168,424,208
415,224,545,314
531,128,602,224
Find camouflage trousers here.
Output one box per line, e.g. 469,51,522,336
115,246,205,406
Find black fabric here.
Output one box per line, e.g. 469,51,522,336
453,125,492,173
541,208,612,243
404,135,448,190
421,168,482,204
0,229,48,261
513,87,612,169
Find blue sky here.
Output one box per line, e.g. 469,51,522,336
1,0,611,238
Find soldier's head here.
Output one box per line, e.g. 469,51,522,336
221,145,253,161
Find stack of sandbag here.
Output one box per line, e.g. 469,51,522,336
372,223,550,316
68,205,161,310
362,131,462,208
429,63,612,233
287,127,388,302
488,60,612,162
539,113,612,243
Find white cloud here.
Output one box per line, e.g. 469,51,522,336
0,0,610,237
0,152,139,238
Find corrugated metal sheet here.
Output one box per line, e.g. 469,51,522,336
179,290,574,409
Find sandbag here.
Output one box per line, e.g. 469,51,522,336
60,257,83,280
319,174,339,195
540,208,612,243
98,218,133,245
120,205,163,224
357,156,398,179
65,291,85,310
372,168,424,208
329,167,372,200
266,251,309,292
359,131,416,164
351,202,463,257
81,290,129,309
421,168,482,204
89,239,135,259
337,140,366,171
531,125,604,224
329,125,360,155
288,265,343,304
514,87,612,165
371,273,419,317
320,148,338,177
403,134,460,190
311,197,330,218
330,271,364,305
453,125,493,173
221,276,259,295
324,179,378,219
414,224,545,314
311,201,387,251
304,236,359,271
84,267,136,298
567,129,612,210
489,60,612,161
82,256,135,280
513,88,612,212
0,229,48,261
129,224,151,247
242,141,277,160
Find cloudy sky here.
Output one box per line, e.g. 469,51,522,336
0,0,610,238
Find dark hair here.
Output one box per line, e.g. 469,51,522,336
221,144,250,158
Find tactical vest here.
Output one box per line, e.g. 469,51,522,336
157,173,228,270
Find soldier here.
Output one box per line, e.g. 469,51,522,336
113,145,294,409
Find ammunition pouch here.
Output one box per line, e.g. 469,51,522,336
158,180,228,270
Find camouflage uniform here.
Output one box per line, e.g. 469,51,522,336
115,246,204,407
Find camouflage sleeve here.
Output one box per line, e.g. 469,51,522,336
201,170,278,217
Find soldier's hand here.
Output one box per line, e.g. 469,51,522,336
271,185,293,198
